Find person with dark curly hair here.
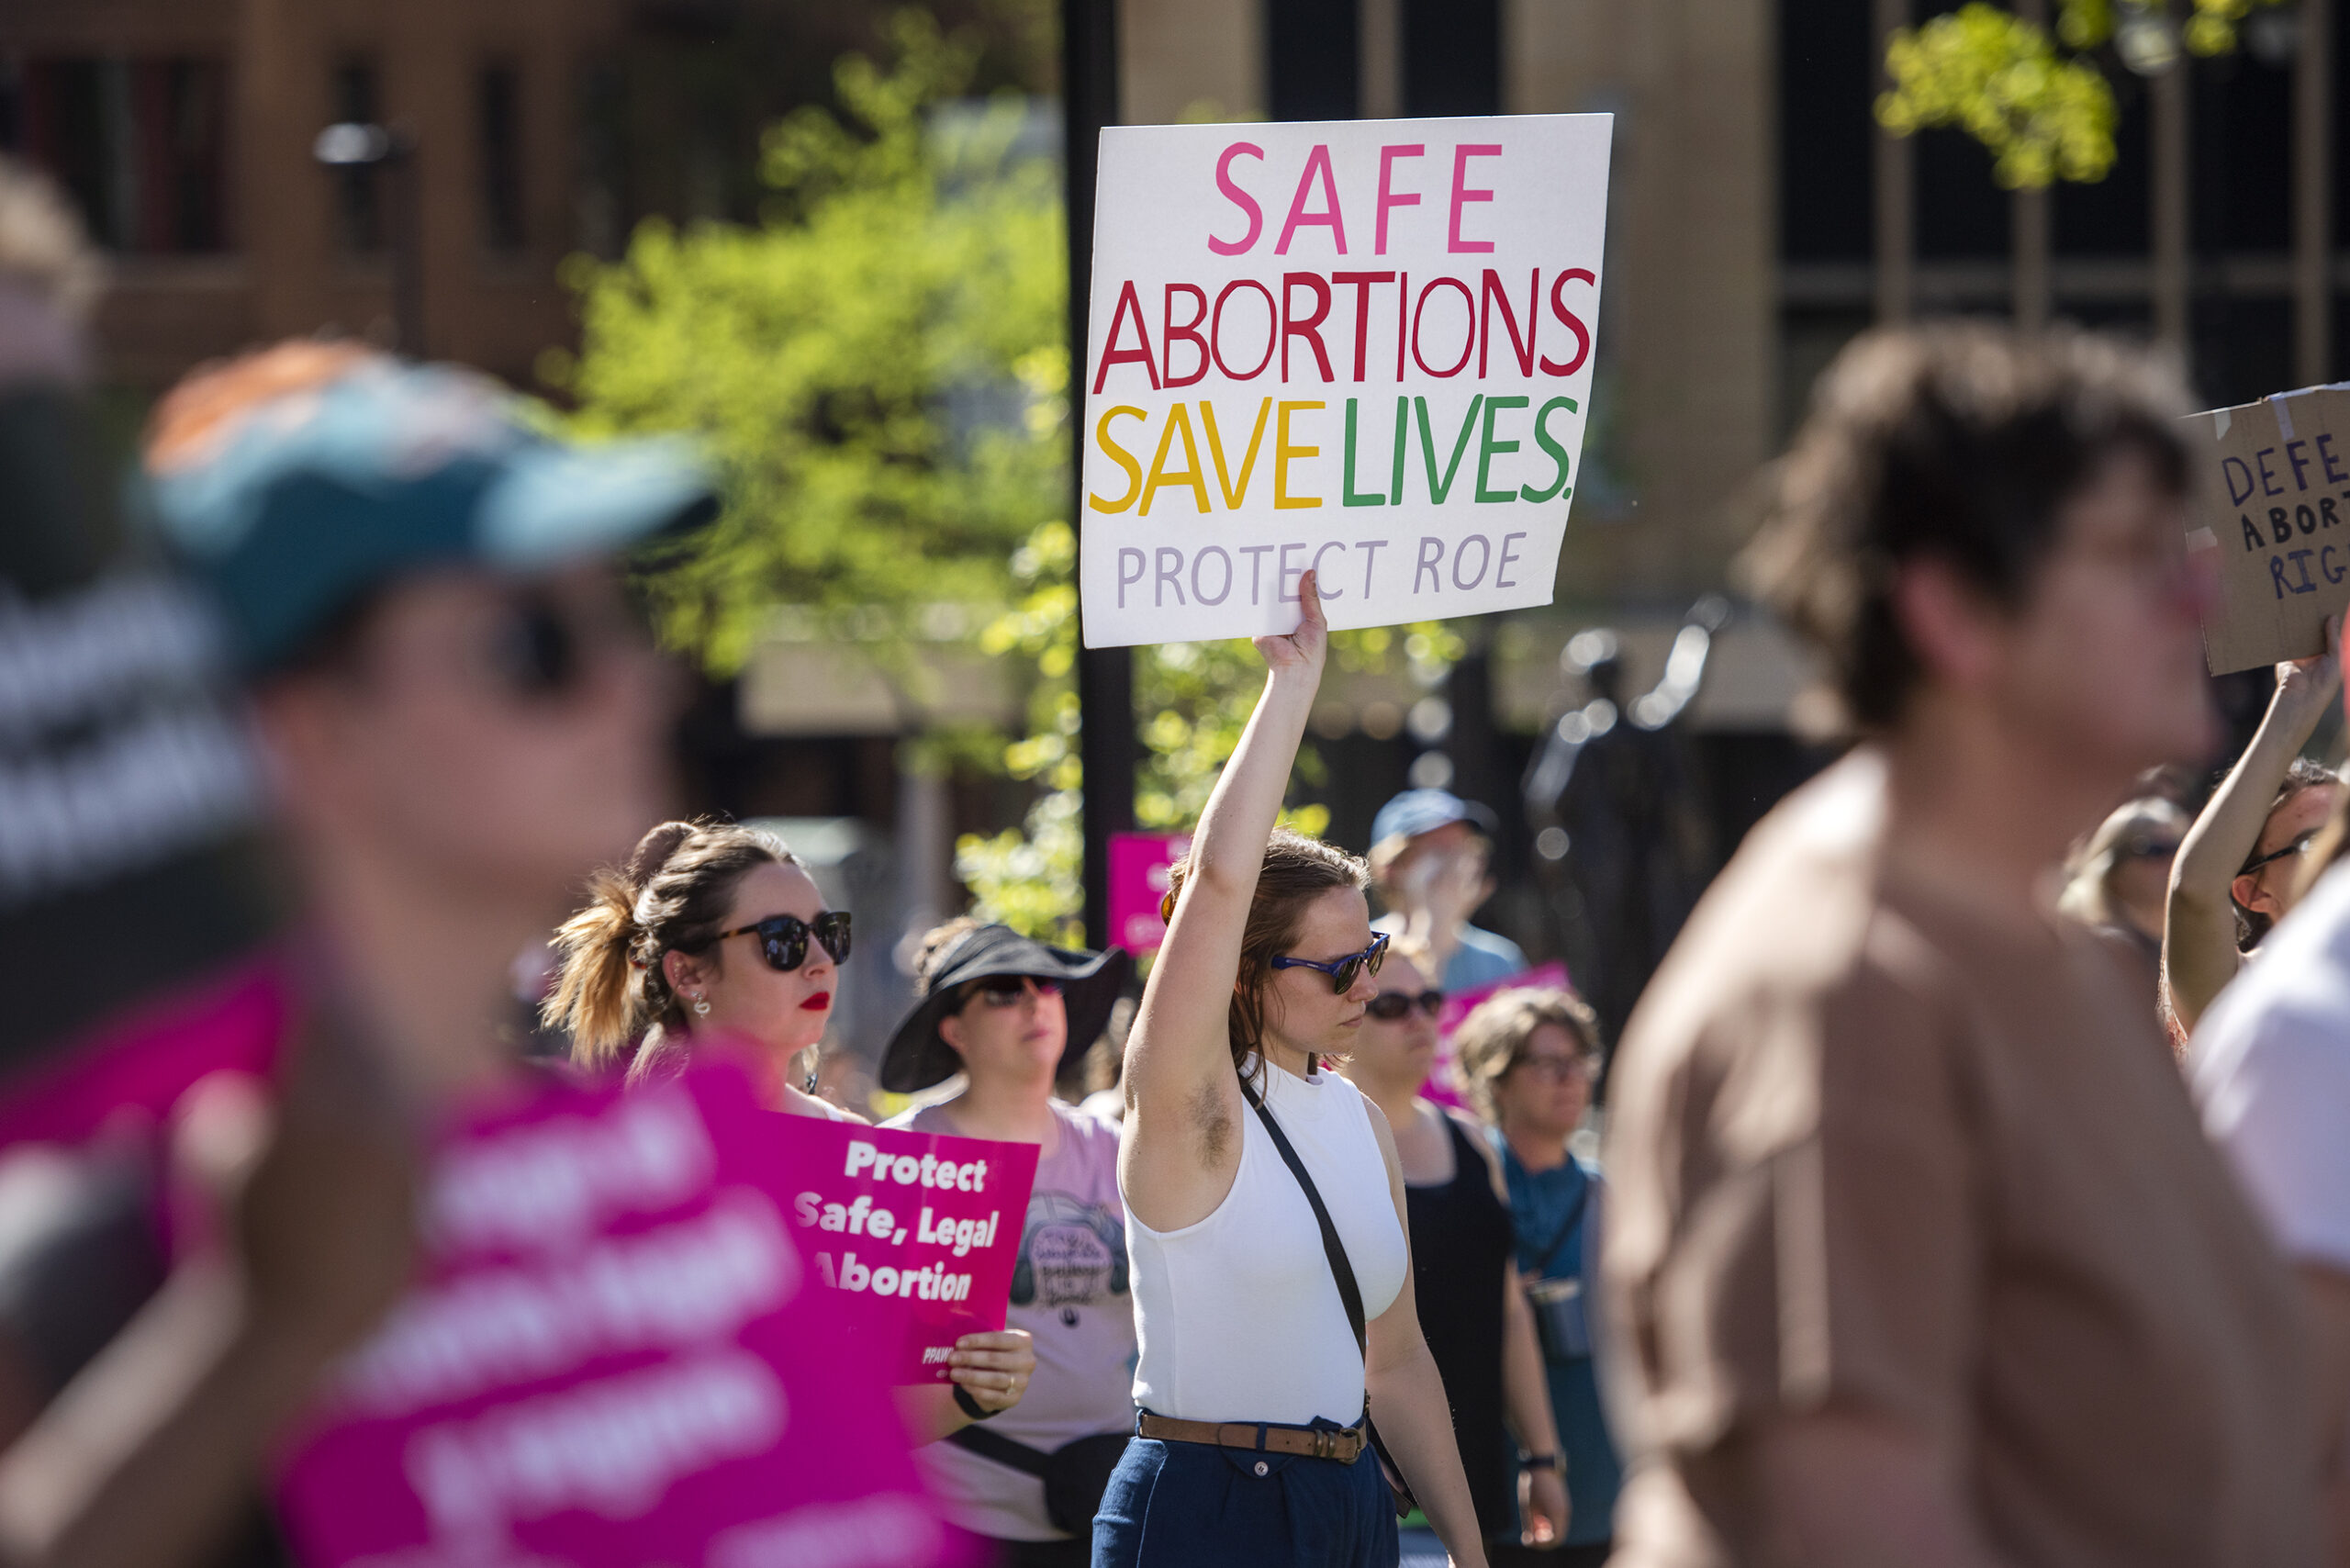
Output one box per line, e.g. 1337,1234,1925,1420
1604,325,2324,1567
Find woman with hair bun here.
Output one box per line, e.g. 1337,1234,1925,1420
543,818,857,1118
546,818,1038,1438
1098,571,1486,1568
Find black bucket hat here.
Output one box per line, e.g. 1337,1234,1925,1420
880,924,1134,1094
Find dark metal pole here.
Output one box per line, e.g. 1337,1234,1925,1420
388,136,424,357
1064,0,1136,951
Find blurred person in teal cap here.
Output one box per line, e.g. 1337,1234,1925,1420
0,164,419,1568
0,337,715,1568
142,340,711,1112
1368,790,1528,993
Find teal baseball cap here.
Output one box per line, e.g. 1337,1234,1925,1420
148,356,717,674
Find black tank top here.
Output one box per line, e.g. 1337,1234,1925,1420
1404,1112,1516,1543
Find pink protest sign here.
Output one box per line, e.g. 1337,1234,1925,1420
773,1115,1040,1383
1424,961,1572,1107
1108,831,1190,954
274,1062,958,1568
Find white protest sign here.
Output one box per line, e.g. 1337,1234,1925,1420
1078,115,1613,648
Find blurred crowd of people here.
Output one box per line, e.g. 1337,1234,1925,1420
16,131,2350,1568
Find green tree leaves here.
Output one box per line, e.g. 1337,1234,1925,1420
1878,0,2288,190
555,11,1065,677
1879,4,2118,187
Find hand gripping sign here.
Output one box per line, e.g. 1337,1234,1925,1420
774,1115,1041,1383
274,1064,966,1568
1079,115,1614,647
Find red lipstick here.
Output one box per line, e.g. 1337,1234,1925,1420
800,991,832,1012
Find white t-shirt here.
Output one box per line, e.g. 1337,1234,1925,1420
2191,860,2350,1272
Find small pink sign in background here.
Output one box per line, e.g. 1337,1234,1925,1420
774,1116,1039,1383
274,1063,985,1568
1423,961,1572,1108
1108,831,1190,954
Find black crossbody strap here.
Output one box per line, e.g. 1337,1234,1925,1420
1239,1073,1421,1517
946,1423,1054,1476
1240,1078,1369,1361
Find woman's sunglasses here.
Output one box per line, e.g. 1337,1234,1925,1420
716,911,853,973
2243,829,2321,876
962,976,1063,1010
1270,932,1390,994
2115,830,2182,863
1365,989,1446,1022
477,588,646,702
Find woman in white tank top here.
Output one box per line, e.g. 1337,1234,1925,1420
1096,569,1489,1568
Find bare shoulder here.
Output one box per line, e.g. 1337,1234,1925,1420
1355,1091,1404,1166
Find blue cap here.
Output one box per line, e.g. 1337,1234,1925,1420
1370,789,1501,853
148,359,717,673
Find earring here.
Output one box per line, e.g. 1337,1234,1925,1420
691,995,711,1017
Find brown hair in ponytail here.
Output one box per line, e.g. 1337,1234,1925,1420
543,818,803,1081
1160,826,1368,1092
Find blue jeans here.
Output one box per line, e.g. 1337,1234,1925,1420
1091,1418,1399,1567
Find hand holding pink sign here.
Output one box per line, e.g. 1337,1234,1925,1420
775,1114,1041,1383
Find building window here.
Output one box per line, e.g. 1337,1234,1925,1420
574,58,627,259
331,58,384,252
1268,0,1358,121
478,61,524,252
5,57,229,253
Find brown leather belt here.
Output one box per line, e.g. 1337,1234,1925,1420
1135,1412,1367,1463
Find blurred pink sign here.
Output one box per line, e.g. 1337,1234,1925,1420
274,1063,960,1568
1437,961,1572,1038
1108,831,1191,953
1422,961,1572,1108
777,1116,1039,1383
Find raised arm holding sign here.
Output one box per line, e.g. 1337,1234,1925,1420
2185,384,2350,673
1107,571,1492,1568
1079,116,1613,647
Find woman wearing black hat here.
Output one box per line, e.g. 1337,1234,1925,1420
881,918,1136,1568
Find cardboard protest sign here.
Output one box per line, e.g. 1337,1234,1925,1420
2187,385,2350,674
777,1115,1040,1383
274,1063,958,1568
1079,115,1613,647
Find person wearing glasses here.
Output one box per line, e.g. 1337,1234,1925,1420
544,817,857,1116
1455,989,1621,1568
1100,569,1488,1568
2165,614,2344,1036
2057,796,2188,1019
877,919,1134,1568
1334,949,1572,1564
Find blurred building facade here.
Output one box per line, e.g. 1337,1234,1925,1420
0,0,916,387
13,0,2337,1045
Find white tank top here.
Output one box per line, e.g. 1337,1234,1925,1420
1125,1060,1410,1426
